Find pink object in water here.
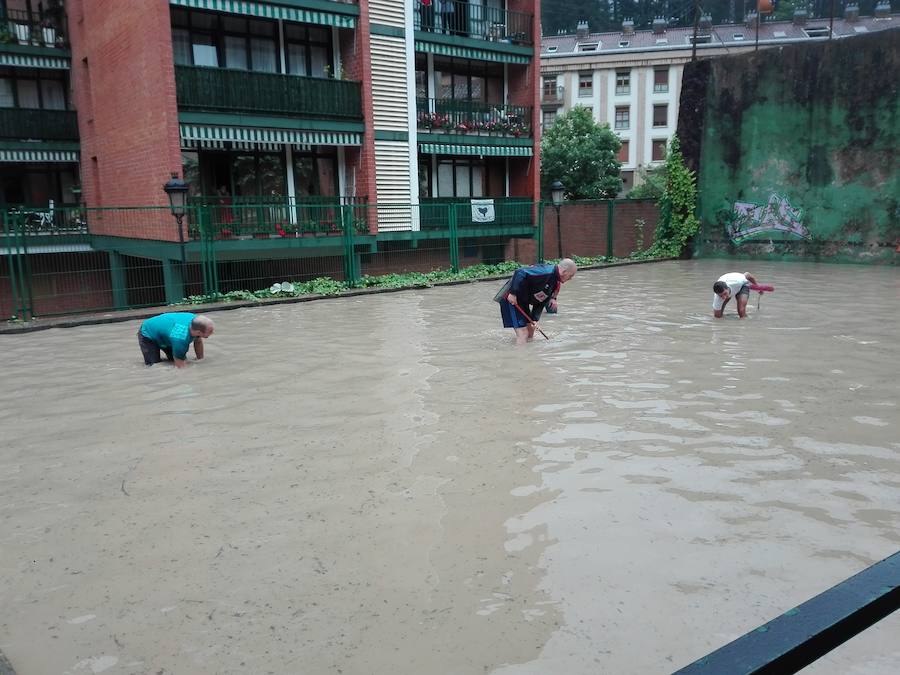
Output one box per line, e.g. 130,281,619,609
749,283,775,292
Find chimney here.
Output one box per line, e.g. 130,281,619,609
874,1,890,19
745,11,759,29
792,8,808,26
652,16,667,34
622,18,635,35
698,13,712,31
844,3,859,21
576,20,589,40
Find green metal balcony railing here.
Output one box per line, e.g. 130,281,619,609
420,197,533,229
175,66,363,119
416,98,531,136
1,6,68,49
413,0,532,45
0,108,79,141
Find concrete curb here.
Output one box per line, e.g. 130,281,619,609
0,257,675,334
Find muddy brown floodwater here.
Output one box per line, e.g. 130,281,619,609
1,260,898,675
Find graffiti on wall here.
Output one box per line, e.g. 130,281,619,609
726,194,811,244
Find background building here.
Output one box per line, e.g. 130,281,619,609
540,4,898,193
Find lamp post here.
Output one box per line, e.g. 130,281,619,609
550,179,564,259
164,172,190,266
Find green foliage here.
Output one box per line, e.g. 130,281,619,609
638,135,700,259
627,164,667,200
541,107,623,200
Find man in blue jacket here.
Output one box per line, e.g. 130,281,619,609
496,258,577,344
138,312,214,367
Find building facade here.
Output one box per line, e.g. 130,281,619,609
540,5,897,193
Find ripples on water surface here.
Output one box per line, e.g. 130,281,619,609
0,260,897,674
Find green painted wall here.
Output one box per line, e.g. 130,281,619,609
679,29,900,263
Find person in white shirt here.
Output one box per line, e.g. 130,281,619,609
712,271,758,318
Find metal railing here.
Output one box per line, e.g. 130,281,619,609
175,65,363,119
416,97,531,136
0,108,78,141
0,6,67,49
413,0,533,45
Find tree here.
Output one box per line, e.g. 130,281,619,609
628,164,668,199
541,106,623,200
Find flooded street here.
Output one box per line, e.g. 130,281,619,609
1,259,898,674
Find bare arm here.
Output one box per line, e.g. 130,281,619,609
744,272,758,284
193,337,205,360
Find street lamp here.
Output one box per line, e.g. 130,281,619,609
550,179,565,259
163,173,189,227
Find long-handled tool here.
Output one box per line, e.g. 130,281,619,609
749,283,775,311
512,302,549,340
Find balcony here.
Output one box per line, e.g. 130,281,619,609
420,197,533,230
1,6,67,49
0,108,78,141
541,85,564,106
414,0,532,46
416,98,531,137
175,66,363,120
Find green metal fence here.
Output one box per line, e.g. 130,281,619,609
1,199,660,321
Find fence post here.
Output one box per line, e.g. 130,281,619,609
108,251,129,309
536,201,545,263
448,203,459,272
341,203,360,286
606,200,615,258
8,211,33,320
3,211,21,320
198,205,219,298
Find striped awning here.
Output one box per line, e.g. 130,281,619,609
0,52,70,70
170,0,356,28
0,149,79,162
418,143,533,157
414,41,531,64
180,124,361,147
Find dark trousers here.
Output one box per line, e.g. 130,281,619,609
138,331,173,365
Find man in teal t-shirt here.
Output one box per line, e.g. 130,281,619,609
138,312,214,367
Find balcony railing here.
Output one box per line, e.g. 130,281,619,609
175,66,363,120
186,195,369,239
420,197,533,229
1,6,67,49
414,0,533,46
416,98,531,136
0,108,78,140
541,85,564,104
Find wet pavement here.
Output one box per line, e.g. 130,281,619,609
1,259,898,674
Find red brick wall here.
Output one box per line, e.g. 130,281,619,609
0,253,113,317
345,3,377,205
509,200,660,261
69,0,183,240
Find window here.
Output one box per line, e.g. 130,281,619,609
542,78,558,99
435,57,503,104
617,140,629,163
653,104,667,128
618,40,630,48
773,31,787,38
293,147,338,197
614,106,629,130
654,68,668,93
578,73,592,97
546,45,558,53
285,24,332,78
578,42,598,52
732,33,745,41
652,139,667,162
655,38,668,44
171,10,280,73
0,69,69,110
688,34,711,45
542,110,557,129
804,27,831,38
437,157,486,198
615,70,630,95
